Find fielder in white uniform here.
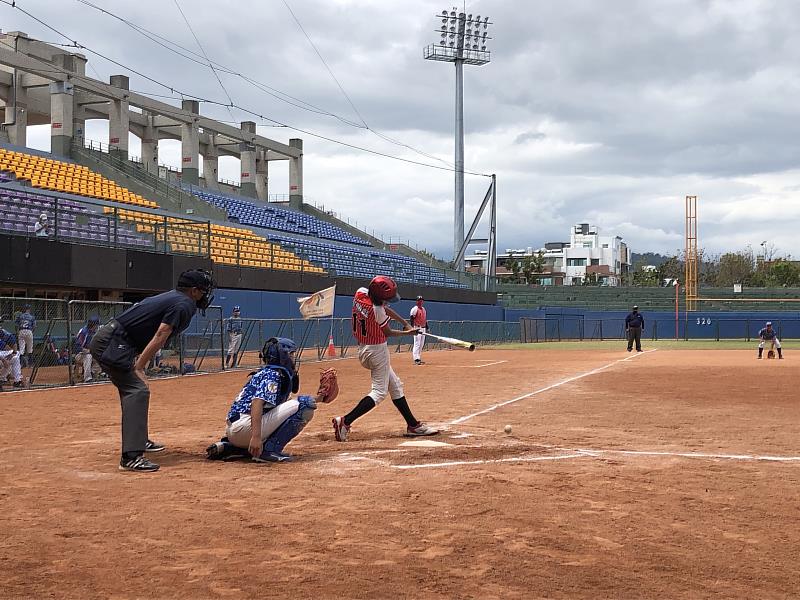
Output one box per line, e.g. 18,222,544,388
409,295,428,365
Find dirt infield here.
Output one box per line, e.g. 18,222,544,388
2,345,799,599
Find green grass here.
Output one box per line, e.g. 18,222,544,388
485,340,793,351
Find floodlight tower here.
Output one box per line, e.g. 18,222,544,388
424,9,492,261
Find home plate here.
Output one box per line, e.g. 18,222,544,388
399,440,453,448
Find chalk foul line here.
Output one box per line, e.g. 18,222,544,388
449,349,657,425
390,447,800,470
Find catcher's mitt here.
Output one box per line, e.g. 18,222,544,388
317,367,339,403
767,349,776,359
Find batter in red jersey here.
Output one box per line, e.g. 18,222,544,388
332,276,439,441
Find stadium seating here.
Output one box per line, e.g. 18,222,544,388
107,209,324,273
0,188,150,247
267,234,464,287
189,188,372,246
0,147,323,274
0,148,158,209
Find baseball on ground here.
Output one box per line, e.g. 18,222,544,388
504,424,512,434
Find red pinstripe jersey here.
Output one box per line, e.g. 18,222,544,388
352,287,389,345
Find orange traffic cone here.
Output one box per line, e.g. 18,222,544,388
327,334,337,358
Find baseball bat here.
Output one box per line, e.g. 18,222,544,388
422,331,475,351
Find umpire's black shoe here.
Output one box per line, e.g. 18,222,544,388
144,439,166,453
119,455,160,472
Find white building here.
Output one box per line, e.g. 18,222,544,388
464,223,630,286
562,223,629,286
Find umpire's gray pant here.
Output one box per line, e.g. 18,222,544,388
90,324,149,456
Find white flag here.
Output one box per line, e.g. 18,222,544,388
297,284,336,319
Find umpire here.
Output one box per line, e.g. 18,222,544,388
90,269,215,472
625,305,645,352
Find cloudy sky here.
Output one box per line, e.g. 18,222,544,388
6,0,800,260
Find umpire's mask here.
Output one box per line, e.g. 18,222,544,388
177,269,216,313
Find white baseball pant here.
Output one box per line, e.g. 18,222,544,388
226,398,301,449
0,350,22,383
77,350,98,382
17,330,34,357
227,332,243,357
412,327,426,361
759,338,781,349
358,343,404,404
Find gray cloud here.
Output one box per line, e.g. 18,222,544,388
8,0,800,259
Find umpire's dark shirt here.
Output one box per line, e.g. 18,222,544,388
116,290,197,352
625,312,645,329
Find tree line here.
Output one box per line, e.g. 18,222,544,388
631,246,800,287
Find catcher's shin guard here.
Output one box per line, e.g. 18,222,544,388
262,395,316,455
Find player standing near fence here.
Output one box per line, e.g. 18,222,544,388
625,305,645,352
757,321,783,359
90,269,214,472
332,276,439,441
14,305,35,368
225,306,243,367
0,327,24,389
410,295,428,365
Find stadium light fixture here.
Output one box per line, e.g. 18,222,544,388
423,8,493,261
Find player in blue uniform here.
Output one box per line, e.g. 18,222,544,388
206,337,318,463
74,317,100,382
15,305,35,368
758,321,783,359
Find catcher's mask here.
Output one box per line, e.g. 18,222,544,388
260,337,299,393
177,269,216,313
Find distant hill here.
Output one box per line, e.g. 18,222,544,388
631,252,672,266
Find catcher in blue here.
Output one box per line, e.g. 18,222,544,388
206,337,339,463
757,321,783,359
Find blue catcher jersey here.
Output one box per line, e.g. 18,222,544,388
227,367,291,421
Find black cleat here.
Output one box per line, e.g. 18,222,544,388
144,439,165,453
119,456,160,472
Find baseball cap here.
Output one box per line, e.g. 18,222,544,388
416,295,424,301
766,321,772,325
177,269,214,291
633,305,639,309
233,305,240,312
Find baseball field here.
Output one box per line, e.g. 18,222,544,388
2,343,799,599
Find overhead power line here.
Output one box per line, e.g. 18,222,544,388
0,0,490,176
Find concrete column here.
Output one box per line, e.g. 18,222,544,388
201,134,220,191
141,111,159,175
255,150,269,202
108,75,130,160
239,121,257,198
49,81,74,157
181,99,200,186
289,138,303,210
6,98,27,147
4,32,29,147
72,54,87,145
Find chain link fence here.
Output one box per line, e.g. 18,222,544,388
1,296,523,389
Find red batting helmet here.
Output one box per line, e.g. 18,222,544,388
368,275,400,304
